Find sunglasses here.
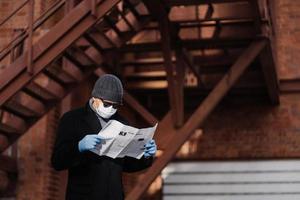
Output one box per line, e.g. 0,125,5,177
101,99,120,109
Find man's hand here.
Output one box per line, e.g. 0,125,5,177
78,134,102,152
144,139,157,158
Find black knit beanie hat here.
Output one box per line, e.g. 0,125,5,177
91,74,123,104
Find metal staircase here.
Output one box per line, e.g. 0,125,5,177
121,0,280,199
0,0,150,174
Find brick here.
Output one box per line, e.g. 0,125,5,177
175,94,300,159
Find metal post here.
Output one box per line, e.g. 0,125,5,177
27,0,34,75
91,0,97,17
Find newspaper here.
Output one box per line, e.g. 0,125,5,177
90,120,158,159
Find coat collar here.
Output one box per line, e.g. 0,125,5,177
83,102,102,133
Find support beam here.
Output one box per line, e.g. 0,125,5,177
248,1,279,104
153,111,177,150
248,0,262,34
126,39,267,200
165,0,248,6
159,19,183,127
123,92,158,126
181,48,203,85
143,0,184,127
120,38,253,52
260,42,279,104
174,48,186,124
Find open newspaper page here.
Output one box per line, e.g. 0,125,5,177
90,120,157,159
118,123,158,159
89,120,124,157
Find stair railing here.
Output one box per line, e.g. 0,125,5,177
0,0,66,71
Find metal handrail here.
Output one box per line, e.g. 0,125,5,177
0,0,29,27
0,0,66,61
27,0,34,74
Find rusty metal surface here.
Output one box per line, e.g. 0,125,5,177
0,0,121,105
27,0,34,75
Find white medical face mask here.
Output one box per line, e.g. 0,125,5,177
95,102,117,119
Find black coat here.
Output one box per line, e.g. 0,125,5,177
51,103,153,200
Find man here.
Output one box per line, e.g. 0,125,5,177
51,74,157,200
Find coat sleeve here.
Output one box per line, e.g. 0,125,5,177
122,156,153,173
51,113,84,171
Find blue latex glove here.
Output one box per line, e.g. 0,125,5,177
144,139,157,158
78,134,102,152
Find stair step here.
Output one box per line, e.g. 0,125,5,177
121,12,150,32
24,82,58,102
94,18,111,33
64,47,96,71
103,15,124,37
3,95,45,119
125,71,167,78
86,30,115,49
116,7,136,32
90,5,149,49
23,74,66,103
0,123,22,137
123,0,142,19
76,37,91,50
61,59,85,81
83,33,104,53
102,28,123,48
93,22,126,48
0,113,26,137
44,63,77,85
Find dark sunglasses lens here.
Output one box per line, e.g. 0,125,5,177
102,101,119,109
103,102,111,107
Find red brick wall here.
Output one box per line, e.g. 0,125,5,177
16,116,47,200
275,0,300,79
175,94,300,160
14,106,67,200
